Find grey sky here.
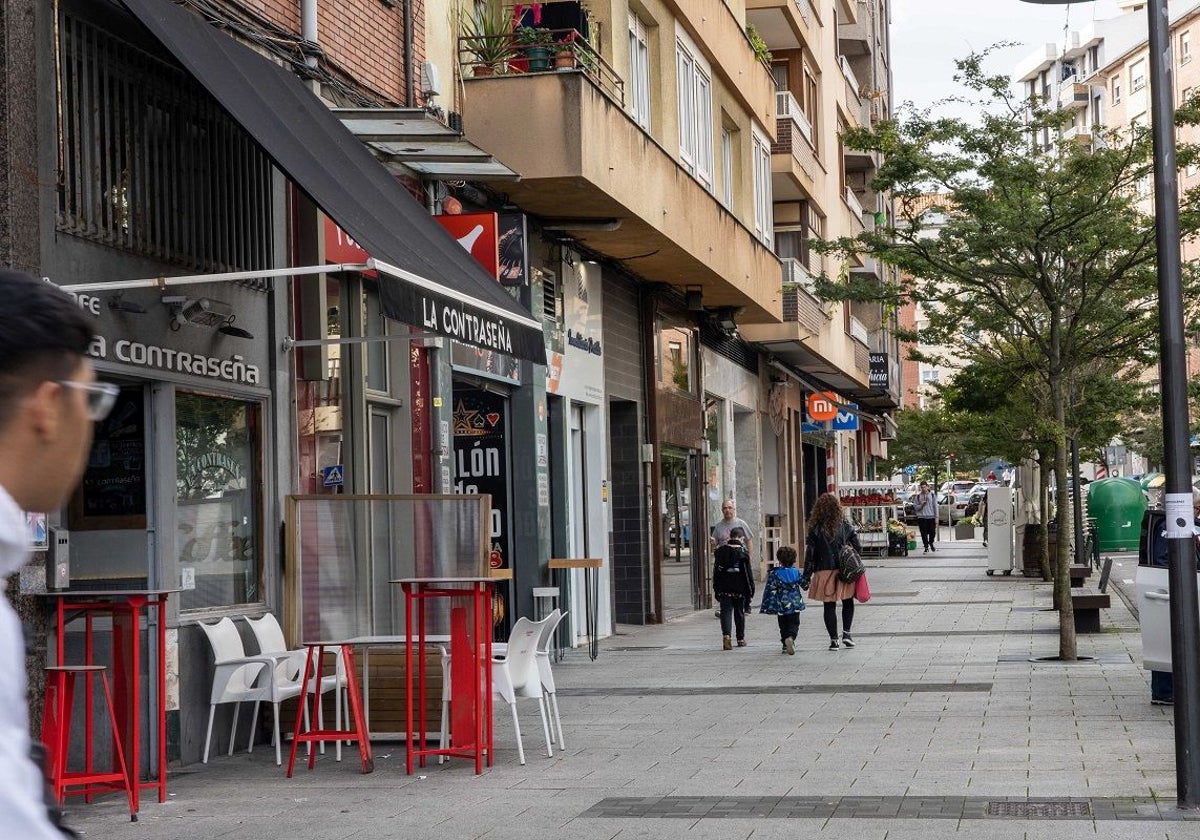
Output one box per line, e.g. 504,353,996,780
891,0,1125,114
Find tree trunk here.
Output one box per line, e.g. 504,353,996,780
1048,337,1077,660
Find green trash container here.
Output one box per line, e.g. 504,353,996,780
1085,478,1147,552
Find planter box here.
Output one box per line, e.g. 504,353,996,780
954,521,975,540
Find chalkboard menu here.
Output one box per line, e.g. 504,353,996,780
70,386,147,529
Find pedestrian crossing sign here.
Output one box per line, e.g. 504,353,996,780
322,465,345,487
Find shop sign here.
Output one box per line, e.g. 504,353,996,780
452,388,509,571
832,404,859,431
869,352,889,389
806,391,838,422
497,212,528,288
86,336,260,386
436,212,500,279
548,260,603,402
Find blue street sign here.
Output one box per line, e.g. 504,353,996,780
801,421,828,433
905,465,917,476
322,465,345,487
831,404,858,431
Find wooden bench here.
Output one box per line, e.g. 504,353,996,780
1071,587,1111,633
1069,564,1093,587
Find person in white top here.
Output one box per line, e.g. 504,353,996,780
0,269,112,839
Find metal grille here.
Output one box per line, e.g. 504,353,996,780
57,15,274,276
987,801,1092,818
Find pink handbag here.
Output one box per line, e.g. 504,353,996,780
854,572,871,603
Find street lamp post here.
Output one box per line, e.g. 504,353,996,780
1021,0,1200,808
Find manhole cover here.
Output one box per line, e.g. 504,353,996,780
987,800,1092,818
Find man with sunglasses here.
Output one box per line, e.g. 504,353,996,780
0,269,113,838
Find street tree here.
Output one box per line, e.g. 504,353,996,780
815,49,1200,659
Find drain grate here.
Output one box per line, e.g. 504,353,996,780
987,800,1092,818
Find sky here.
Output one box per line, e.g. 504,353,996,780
891,0,1126,114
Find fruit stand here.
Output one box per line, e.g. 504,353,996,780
836,481,905,556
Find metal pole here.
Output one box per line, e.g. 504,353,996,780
1146,0,1200,809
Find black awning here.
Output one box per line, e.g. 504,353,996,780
119,0,545,364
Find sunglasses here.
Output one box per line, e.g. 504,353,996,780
57,380,120,421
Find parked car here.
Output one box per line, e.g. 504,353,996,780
900,489,920,524
963,482,1003,517
938,480,975,497
938,491,970,523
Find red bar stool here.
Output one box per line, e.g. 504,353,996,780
42,665,137,822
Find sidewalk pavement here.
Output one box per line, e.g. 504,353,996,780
68,538,1198,839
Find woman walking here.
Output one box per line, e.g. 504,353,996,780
803,492,862,650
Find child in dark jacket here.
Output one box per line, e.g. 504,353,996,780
713,527,754,650
758,545,805,654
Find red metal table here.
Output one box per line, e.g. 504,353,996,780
285,642,373,776
41,588,177,813
394,577,494,775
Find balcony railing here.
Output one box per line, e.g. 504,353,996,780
844,186,864,218
457,29,625,108
781,258,830,333
849,315,870,346
840,55,861,103
776,90,813,145
1058,81,1091,111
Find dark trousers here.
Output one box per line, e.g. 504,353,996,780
1152,669,1174,701
917,517,936,548
718,594,746,640
777,612,800,644
823,598,855,639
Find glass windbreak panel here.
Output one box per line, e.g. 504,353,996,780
176,393,262,610
364,286,388,392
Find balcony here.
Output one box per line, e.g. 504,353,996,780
1058,81,1091,111
746,0,819,52
771,115,825,206
1062,124,1093,146
838,17,872,58
781,259,829,334
849,315,871,346
840,55,864,127
777,90,812,145
459,69,782,322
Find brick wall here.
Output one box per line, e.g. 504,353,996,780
603,271,648,624
237,0,423,105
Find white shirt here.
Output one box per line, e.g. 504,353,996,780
0,485,61,839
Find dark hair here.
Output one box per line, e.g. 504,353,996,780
0,270,95,428
728,526,745,540
776,545,798,566
806,492,845,538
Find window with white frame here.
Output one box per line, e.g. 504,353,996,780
628,13,651,130
920,369,940,383
751,125,773,244
1182,30,1192,64
676,28,714,189
721,127,734,208
1112,74,1122,103
1130,58,1146,92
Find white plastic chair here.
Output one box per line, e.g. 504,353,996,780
439,615,555,766
492,616,555,765
198,617,308,766
244,613,346,760
491,608,568,748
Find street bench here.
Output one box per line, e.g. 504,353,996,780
1069,564,1093,587
1071,587,1111,633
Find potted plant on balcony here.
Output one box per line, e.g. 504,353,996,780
460,0,515,76
553,29,580,69
515,26,556,72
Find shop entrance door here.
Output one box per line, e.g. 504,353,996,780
660,446,699,616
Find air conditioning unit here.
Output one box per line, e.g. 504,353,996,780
422,61,441,98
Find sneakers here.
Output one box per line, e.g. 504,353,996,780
737,639,747,647
1152,697,1174,706
829,638,840,650
841,634,856,648
923,547,929,553
930,545,936,552
722,635,732,651
784,637,795,656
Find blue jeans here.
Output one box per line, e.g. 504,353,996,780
718,595,746,640
1152,670,1174,702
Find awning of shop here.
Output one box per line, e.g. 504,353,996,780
118,0,545,364
334,109,520,181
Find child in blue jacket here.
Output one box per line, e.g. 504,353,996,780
759,545,805,654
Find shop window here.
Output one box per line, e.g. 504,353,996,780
56,14,273,274
658,322,695,394
176,393,263,610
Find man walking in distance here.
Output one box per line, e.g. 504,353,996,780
913,481,938,553
0,270,113,839
711,499,754,616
